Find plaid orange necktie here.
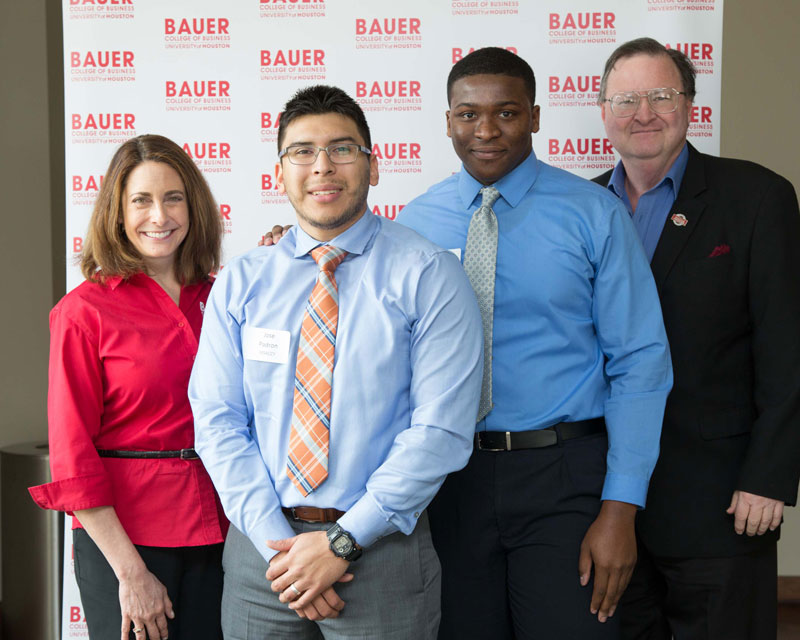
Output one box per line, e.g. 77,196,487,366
287,245,348,496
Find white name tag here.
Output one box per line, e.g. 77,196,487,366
243,327,291,364
449,248,462,260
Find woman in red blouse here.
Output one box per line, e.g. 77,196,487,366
30,135,227,640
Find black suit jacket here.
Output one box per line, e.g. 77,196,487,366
595,143,800,557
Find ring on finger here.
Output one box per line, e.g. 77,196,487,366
133,629,144,634
289,583,301,597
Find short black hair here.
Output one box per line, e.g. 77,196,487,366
447,47,536,106
598,37,697,102
277,84,372,152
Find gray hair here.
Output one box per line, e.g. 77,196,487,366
598,37,696,103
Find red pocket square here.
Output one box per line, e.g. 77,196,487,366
708,244,731,258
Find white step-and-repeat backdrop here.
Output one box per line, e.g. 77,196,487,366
61,0,723,636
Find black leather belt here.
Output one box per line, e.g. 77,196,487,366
96,448,200,460
475,417,605,452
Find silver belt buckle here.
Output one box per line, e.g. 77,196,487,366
477,431,512,451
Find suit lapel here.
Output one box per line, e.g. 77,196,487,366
650,144,708,289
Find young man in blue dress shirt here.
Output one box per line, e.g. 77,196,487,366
397,47,673,639
189,85,483,639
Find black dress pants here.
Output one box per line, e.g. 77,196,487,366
429,432,619,640
73,528,224,639
619,538,777,640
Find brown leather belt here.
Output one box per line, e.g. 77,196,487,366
97,448,199,460
475,417,605,452
282,506,345,523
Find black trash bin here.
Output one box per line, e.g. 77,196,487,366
1,442,62,640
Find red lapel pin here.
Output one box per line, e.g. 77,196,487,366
671,213,688,227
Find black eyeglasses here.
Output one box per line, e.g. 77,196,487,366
279,143,372,165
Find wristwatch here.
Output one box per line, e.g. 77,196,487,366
326,523,362,562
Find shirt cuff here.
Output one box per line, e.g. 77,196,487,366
337,492,394,549
28,475,114,515
600,472,649,509
248,510,297,564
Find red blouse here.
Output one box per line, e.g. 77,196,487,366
29,273,228,548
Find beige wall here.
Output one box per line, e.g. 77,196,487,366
721,0,800,576
721,0,800,188
0,1,61,446
0,0,63,603
0,0,798,576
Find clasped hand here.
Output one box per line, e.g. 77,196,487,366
265,531,354,621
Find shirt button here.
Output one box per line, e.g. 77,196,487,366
414,512,420,518
178,322,185,328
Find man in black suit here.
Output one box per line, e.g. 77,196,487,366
594,37,800,639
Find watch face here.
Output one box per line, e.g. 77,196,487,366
332,535,353,555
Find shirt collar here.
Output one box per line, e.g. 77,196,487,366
293,207,378,258
96,273,132,290
457,149,540,210
608,142,689,201
97,271,209,292
101,275,123,289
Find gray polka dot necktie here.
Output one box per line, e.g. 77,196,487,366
463,185,500,422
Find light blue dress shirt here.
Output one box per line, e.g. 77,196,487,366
607,143,689,261
398,150,673,507
189,211,483,562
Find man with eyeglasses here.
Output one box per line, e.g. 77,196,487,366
595,37,800,639
189,84,483,639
